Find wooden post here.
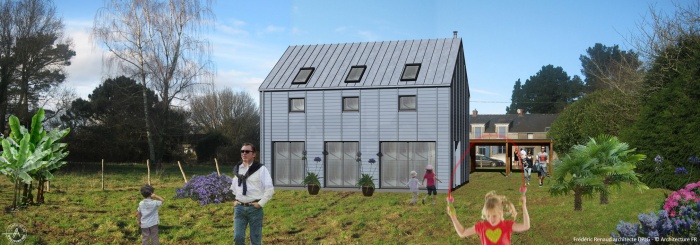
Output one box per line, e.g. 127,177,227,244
147,159,151,185
178,161,187,183
101,159,105,190
46,181,49,192
214,158,220,176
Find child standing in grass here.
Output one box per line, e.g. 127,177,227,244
446,191,530,245
407,171,422,205
137,185,165,245
421,165,442,205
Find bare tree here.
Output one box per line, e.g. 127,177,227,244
93,0,214,165
189,87,259,144
632,0,700,92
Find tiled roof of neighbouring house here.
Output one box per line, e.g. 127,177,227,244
470,114,559,133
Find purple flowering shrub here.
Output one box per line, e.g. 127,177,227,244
174,172,235,206
611,181,700,243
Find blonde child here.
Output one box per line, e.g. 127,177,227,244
137,185,165,245
406,171,422,205
446,191,530,245
421,165,442,205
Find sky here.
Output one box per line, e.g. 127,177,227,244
56,0,686,114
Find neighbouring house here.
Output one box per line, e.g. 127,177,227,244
258,34,470,190
469,108,558,174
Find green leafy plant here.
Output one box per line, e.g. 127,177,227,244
0,109,69,210
356,173,376,188
303,156,323,186
302,172,321,186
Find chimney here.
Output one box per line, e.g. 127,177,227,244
517,109,523,117
472,109,478,117
453,31,458,38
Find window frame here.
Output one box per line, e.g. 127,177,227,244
292,67,315,84
289,98,305,112
345,65,367,83
400,63,421,81
342,96,360,112
398,95,417,111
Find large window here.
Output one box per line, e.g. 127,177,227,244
325,142,359,187
380,142,435,188
289,98,305,112
400,63,421,81
343,97,359,112
273,142,305,186
399,95,417,111
292,67,314,84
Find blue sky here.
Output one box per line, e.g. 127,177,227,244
58,0,683,114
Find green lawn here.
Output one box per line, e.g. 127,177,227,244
0,163,668,244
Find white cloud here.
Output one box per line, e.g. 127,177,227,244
290,27,304,35
264,25,285,33
470,88,499,95
63,24,106,99
357,31,379,41
334,26,349,33
215,69,264,105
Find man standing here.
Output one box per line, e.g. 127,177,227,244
537,147,549,187
231,143,274,245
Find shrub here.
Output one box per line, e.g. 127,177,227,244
174,172,235,206
611,182,700,243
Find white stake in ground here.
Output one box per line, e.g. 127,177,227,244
146,159,151,185
101,159,105,190
215,158,220,176
178,161,187,183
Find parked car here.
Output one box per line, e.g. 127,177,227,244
476,155,505,167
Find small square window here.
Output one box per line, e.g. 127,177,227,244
400,63,421,81
292,67,314,84
343,97,359,111
289,98,305,112
345,66,366,83
399,95,417,111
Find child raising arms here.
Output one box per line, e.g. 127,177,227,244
446,191,530,245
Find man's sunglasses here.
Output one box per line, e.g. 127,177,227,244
240,150,255,154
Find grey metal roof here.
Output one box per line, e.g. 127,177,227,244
259,38,463,91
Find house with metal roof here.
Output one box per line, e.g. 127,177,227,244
258,35,469,191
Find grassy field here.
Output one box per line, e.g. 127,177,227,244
0,162,669,244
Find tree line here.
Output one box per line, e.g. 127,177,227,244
509,1,700,190
0,0,260,167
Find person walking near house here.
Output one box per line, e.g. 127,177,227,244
512,148,520,168
537,147,548,187
231,143,275,245
422,165,443,205
407,171,422,205
524,151,534,185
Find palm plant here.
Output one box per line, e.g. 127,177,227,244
582,135,647,204
550,135,648,211
549,145,607,211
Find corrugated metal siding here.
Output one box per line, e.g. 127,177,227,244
270,92,289,141
259,38,461,91
398,88,418,141
378,89,398,140
323,90,342,140
340,90,361,141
